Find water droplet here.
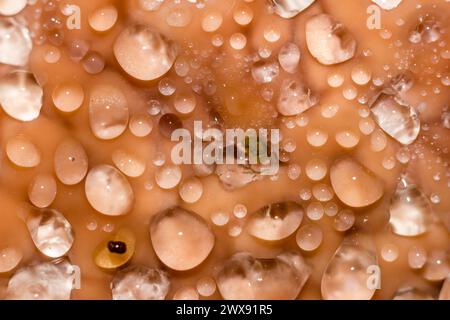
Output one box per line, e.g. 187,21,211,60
333,209,355,232
306,129,328,147
270,0,316,19
129,114,153,137
211,211,229,226
393,286,433,300
112,149,146,178
287,163,301,180
277,78,318,116
6,135,40,168
174,92,196,114
114,24,177,81
28,173,57,208
296,224,322,251
306,202,324,220
351,65,372,85
263,25,281,43
430,193,440,204
25,208,74,258
85,165,134,216
423,250,450,281
155,164,182,189
150,207,214,270
321,233,378,300
305,159,327,181
359,118,375,135
408,246,427,269
166,7,191,27
312,183,333,201
197,276,216,297
44,46,60,63
246,202,303,241
330,157,383,207
229,32,247,50
299,188,312,201
158,78,176,96
324,202,338,217
381,243,399,262
251,60,279,84
68,39,89,62
111,266,170,300
389,174,432,236
0,17,32,66
233,204,247,219
52,81,84,112
54,139,88,185
278,42,300,74
216,251,310,299
0,0,26,16
0,70,42,121
88,4,118,32
321,103,339,118
89,84,129,140
305,14,356,65
372,0,402,10
179,177,203,203
158,113,182,139
202,11,223,32
174,286,199,300
327,72,344,88
0,247,22,273
335,130,360,148
233,4,253,25
82,51,105,74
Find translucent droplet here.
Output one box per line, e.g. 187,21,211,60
202,11,222,32
305,14,356,65
52,81,84,112
25,208,74,258
233,204,247,219
287,163,301,180
296,224,322,251
54,139,88,185
158,78,176,96
196,276,216,297
327,73,344,88
324,202,339,217
305,159,327,181
299,188,312,201
393,286,433,300
28,174,57,208
216,251,310,299
229,33,246,50
312,183,333,201
335,130,360,148
150,207,214,270
0,17,32,66
44,46,60,64
0,247,22,273
112,149,146,178
306,129,328,147
381,244,399,262
6,260,75,299
82,51,105,74
246,202,303,241
0,0,27,16
251,60,279,84
139,0,164,11
423,250,450,281
370,129,388,152
113,24,177,81
408,246,427,269
270,0,316,19
85,165,134,216
342,85,357,100
0,71,42,121
89,84,129,140
174,92,196,114
370,92,420,145
277,79,318,116
351,65,372,85
330,157,383,207
111,266,170,300
278,42,300,73
155,165,182,189
68,39,89,62
321,103,339,118
333,209,355,232
158,113,182,139
321,233,378,300
211,211,229,226
389,174,432,236
129,114,153,137
173,286,199,300
166,7,191,27
179,177,203,203
306,202,324,221
233,4,253,26
263,25,281,43
88,5,118,32
6,135,40,168
371,0,402,10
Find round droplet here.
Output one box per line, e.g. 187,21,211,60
333,209,355,232
88,5,118,32
129,114,153,137
233,204,247,219
381,244,399,262
174,92,196,114
179,177,203,203
408,246,427,269
359,118,375,135
327,73,344,88
93,228,135,269
0,71,42,122
173,286,199,300
54,139,88,185
166,7,192,27
351,65,372,85
324,202,338,217
0,0,26,16
114,24,177,81
68,39,89,61
370,129,387,152
28,174,57,208
342,85,357,100
44,46,60,64
278,42,300,73
0,247,22,273
197,276,216,296
155,165,182,189
330,157,383,207
229,33,246,50
211,211,229,226
52,81,84,112
312,184,334,202
89,84,129,140
299,188,312,201
6,135,40,168
264,25,280,42
112,150,146,178
335,130,360,148
307,202,324,221
246,202,303,241
85,165,134,216
321,104,339,118
296,224,323,251
201,11,222,32
233,4,253,25
150,207,215,271
305,159,327,181
306,129,328,147
82,51,105,74
158,113,182,139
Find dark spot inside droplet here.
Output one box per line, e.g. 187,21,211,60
159,113,182,139
107,241,127,254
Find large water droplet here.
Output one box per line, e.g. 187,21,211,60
389,174,432,237
321,233,378,300
54,139,88,185
114,24,177,81
216,251,310,299
277,78,318,116
305,14,356,65
85,165,134,216
0,0,27,16
330,157,383,207
6,134,40,168
0,71,42,121
111,265,170,300
278,42,300,73
28,173,57,208
0,17,31,66
150,207,214,271
89,84,129,140
370,91,420,145
0,246,22,273
246,202,303,241
25,208,74,258
270,0,316,19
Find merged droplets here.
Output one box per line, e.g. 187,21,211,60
330,157,383,207
111,266,170,300
52,81,84,112
0,71,42,122
389,174,432,237
278,42,300,73
321,233,378,300
28,174,57,208
6,135,40,168
54,139,88,185
150,207,214,271
85,165,134,216
25,208,74,258
296,224,323,251
113,24,177,81
277,79,318,116
112,150,146,178
89,84,129,140
305,14,356,65
246,202,303,241
215,251,310,299
0,17,32,66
